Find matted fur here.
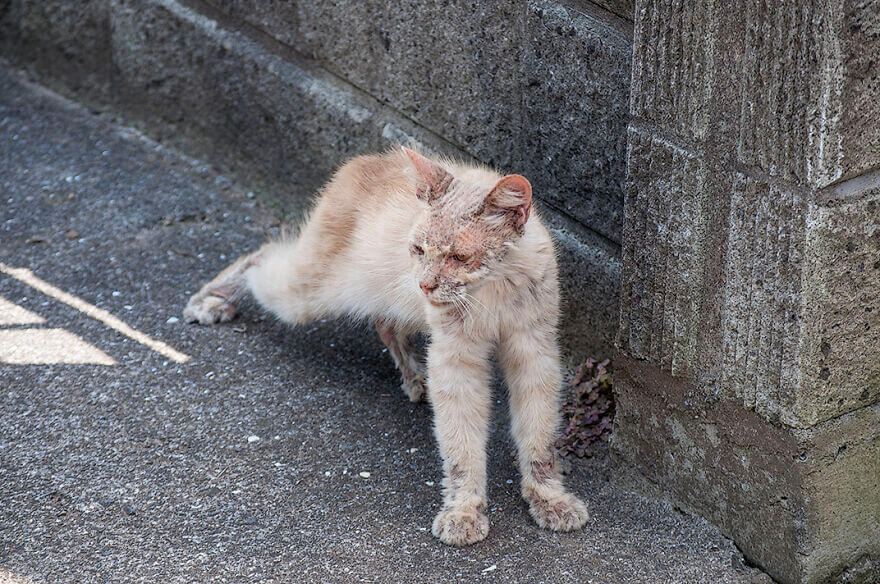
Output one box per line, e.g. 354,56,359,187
183,147,589,545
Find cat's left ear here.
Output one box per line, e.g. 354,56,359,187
402,146,453,203
483,174,532,232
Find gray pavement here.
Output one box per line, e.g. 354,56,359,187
0,64,767,584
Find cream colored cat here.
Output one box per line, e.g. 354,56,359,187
183,147,589,545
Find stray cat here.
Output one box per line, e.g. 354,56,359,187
183,147,589,545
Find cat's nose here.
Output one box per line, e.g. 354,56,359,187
420,282,437,295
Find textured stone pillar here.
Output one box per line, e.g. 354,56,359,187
613,1,880,583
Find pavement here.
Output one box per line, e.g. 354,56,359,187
0,64,770,584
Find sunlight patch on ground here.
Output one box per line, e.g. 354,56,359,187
0,328,117,365
0,296,46,326
0,567,36,584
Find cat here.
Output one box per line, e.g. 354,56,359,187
183,147,589,545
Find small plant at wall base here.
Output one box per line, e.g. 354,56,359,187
556,358,614,458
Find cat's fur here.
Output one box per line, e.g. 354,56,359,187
183,147,589,545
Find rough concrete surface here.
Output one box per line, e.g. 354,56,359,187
2,0,633,244
629,0,880,188
796,192,880,425
110,0,457,222
0,0,112,105
521,0,631,244
611,358,880,584
204,0,525,169
620,1,880,581
0,67,765,584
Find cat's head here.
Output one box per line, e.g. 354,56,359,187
403,147,532,307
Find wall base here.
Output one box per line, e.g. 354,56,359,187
611,356,880,584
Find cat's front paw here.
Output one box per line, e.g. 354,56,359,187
183,293,238,325
431,505,489,546
524,488,589,532
402,375,427,402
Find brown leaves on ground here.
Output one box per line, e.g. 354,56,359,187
556,358,614,458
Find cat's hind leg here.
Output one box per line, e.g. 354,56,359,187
498,326,589,532
375,317,426,402
184,251,262,325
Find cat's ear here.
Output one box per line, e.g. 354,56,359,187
483,174,532,232
402,146,453,203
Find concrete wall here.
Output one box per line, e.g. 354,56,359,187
615,1,880,583
0,0,633,360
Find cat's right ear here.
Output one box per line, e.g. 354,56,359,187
402,147,453,203
483,174,532,233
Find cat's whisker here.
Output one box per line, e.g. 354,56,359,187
456,294,476,315
464,291,489,313
460,291,489,317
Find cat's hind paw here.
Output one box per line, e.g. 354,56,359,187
183,293,238,325
524,489,589,532
402,375,427,402
431,505,489,546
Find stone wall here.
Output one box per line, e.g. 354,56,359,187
0,0,634,359
615,1,880,583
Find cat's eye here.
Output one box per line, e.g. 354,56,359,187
451,253,470,263
411,244,424,256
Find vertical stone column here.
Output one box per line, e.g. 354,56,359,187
613,2,880,583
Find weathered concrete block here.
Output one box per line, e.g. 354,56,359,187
618,128,705,376
0,0,112,104
623,124,880,427
737,1,880,187
612,358,880,584
623,1,880,575
205,0,524,171
838,0,880,184
737,2,835,186
108,0,460,219
796,190,880,425
720,181,880,427
618,127,733,382
545,212,621,359
631,0,880,188
629,0,723,143
521,0,631,243
720,176,810,424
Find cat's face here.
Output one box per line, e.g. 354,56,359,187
403,148,532,307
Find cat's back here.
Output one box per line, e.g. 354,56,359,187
297,149,423,266
294,150,429,324
317,149,420,218
318,149,501,217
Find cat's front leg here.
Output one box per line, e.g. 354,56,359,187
426,329,493,546
498,326,589,532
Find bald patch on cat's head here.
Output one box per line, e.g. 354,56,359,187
405,150,538,304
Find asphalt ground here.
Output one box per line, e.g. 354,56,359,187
0,64,768,584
